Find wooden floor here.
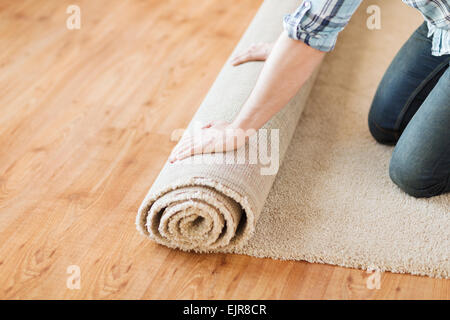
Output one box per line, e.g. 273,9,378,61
0,0,448,299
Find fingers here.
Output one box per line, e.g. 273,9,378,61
168,120,232,163
231,52,252,66
169,131,212,163
230,42,271,66
169,135,194,162
174,143,202,162
170,135,214,162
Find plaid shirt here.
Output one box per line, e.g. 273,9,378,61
283,0,450,56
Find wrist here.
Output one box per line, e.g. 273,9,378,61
230,117,256,133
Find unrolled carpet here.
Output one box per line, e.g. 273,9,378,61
137,0,449,278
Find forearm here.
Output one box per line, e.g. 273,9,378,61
231,31,325,131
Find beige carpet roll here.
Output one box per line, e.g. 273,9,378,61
143,184,247,251
136,0,315,251
138,0,449,278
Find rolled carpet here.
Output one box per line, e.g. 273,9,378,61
136,0,314,252
137,0,450,278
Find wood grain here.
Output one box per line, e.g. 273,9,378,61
0,0,448,299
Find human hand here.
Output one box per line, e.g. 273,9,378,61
169,121,250,163
230,42,274,66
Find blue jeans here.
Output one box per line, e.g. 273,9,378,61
368,22,450,198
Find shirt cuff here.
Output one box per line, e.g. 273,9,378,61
426,21,450,56
282,0,339,52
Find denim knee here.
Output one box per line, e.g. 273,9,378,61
368,116,397,145
368,101,399,145
389,154,447,198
